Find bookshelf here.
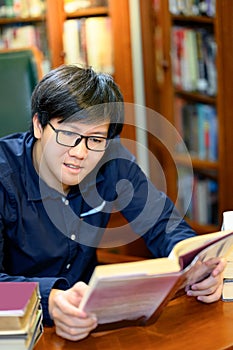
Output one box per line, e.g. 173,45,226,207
46,0,136,150
0,1,49,73
0,1,135,106
141,0,233,233
0,0,136,147
46,0,134,104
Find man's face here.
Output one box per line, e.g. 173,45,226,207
33,116,109,193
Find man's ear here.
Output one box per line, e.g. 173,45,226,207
33,113,43,139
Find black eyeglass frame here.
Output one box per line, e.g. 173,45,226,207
48,122,109,152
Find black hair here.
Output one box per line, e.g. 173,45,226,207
31,65,124,138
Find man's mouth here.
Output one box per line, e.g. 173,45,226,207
64,163,82,170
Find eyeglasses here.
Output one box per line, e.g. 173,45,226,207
48,122,109,152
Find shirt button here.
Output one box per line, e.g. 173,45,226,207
66,264,71,269
62,197,69,205
71,234,76,240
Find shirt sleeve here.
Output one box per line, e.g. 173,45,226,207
0,271,70,325
0,184,71,325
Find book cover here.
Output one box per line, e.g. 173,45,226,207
0,282,40,333
80,230,233,331
185,28,199,91
63,19,80,65
222,248,233,301
196,29,208,93
168,0,179,14
202,31,217,96
197,103,217,161
181,102,198,156
85,17,114,74
171,27,182,88
222,279,233,302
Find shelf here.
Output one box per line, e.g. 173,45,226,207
0,16,46,25
174,89,216,105
65,6,108,19
174,154,219,171
171,14,214,24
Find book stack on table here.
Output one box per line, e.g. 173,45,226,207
0,282,43,350
222,249,233,301
221,211,233,302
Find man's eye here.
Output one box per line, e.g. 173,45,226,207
61,131,76,137
89,137,103,143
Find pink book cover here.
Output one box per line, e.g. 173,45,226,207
0,282,39,316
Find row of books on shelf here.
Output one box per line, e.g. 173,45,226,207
178,169,218,225
169,0,215,17
171,26,217,96
0,23,46,50
63,16,113,73
0,0,45,18
0,282,42,350
175,98,217,161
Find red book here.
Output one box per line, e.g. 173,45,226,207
0,282,40,333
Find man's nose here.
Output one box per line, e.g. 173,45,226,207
68,138,88,158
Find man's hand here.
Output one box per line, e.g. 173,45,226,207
48,281,97,341
186,257,226,303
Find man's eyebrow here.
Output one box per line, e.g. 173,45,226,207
88,131,108,137
61,124,108,137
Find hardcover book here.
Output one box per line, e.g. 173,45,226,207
0,308,43,350
0,282,40,334
80,230,233,331
222,249,233,301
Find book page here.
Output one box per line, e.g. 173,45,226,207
80,273,181,324
169,230,232,260
180,232,233,287
90,257,180,280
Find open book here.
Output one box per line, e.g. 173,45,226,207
80,230,233,331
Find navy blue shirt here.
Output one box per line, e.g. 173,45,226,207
0,132,195,324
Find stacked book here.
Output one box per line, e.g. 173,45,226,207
0,282,43,350
221,211,233,302
222,249,233,302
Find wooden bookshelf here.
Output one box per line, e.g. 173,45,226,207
46,0,135,142
65,6,108,18
0,16,46,24
46,0,134,104
141,0,233,233
0,0,136,150
0,3,48,73
0,0,135,108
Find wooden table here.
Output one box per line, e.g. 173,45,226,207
35,295,233,350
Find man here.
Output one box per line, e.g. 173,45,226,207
0,65,225,341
